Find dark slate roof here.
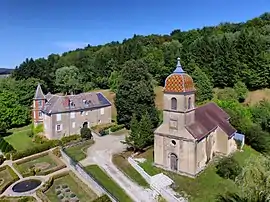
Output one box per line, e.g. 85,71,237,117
186,102,236,140
42,92,111,114
34,83,45,100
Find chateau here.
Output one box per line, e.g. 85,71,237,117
32,85,112,139
154,58,238,177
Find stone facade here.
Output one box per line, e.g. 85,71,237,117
154,58,238,177
32,84,112,139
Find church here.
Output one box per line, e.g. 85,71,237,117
154,58,238,177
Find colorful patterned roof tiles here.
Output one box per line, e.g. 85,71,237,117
164,58,195,93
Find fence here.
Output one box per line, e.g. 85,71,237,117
128,157,187,202
60,149,118,202
127,157,151,184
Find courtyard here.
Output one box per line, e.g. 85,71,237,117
13,151,66,177
45,172,97,202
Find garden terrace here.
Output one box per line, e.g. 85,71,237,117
13,151,66,177
84,165,133,202
113,146,258,202
43,171,97,202
64,139,94,162
0,165,19,194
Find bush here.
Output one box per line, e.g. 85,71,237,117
52,147,61,157
93,195,112,202
216,156,242,180
32,134,48,144
99,129,109,136
40,177,54,193
33,124,44,135
61,135,81,145
0,155,5,165
110,124,125,132
5,153,10,160
80,127,92,139
26,129,34,137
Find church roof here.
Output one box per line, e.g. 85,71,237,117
34,83,45,100
186,102,236,140
164,58,195,93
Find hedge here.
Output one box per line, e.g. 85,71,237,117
0,138,15,153
110,124,125,132
0,166,19,194
93,195,112,202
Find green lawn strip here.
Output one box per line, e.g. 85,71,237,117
0,166,19,194
112,153,149,187
64,140,94,162
4,129,37,151
110,129,129,136
84,165,133,202
45,173,97,202
137,146,259,202
14,152,65,177
0,196,36,201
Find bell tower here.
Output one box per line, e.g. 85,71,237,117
33,83,46,126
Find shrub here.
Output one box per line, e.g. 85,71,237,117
110,124,125,132
233,81,248,103
40,177,54,193
56,190,61,195
70,193,76,198
99,129,109,136
32,134,48,144
216,156,242,180
0,155,5,165
93,195,112,202
61,135,81,145
80,127,92,139
26,129,34,137
52,147,61,157
62,184,68,189
5,153,10,160
33,124,44,135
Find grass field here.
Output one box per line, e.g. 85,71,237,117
45,173,97,202
14,152,65,177
84,165,133,202
4,125,38,151
0,166,19,194
112,152,149,187
64,139,94,162
113,146,258,202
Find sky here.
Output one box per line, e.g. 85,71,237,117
0,0,269,69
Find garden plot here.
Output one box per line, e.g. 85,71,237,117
45,172,97,202
0,165,19,194
13,152,66,177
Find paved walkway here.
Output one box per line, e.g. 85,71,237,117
3,160,23,179
80,132,157,202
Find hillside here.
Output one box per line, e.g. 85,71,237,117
0,68,12,75
10,12,270,95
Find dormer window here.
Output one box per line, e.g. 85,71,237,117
171,97,177,110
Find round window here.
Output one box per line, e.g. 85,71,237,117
171,140,176,146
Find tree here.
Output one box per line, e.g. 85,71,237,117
115,59,159,129
124,112,154,151
190,63,213,103
216,88,238,101
80,127,92,139
55,66,81,94
233,81,248,102
250,100,270,133
216,156,242,180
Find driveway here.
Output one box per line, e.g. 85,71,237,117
80,132,157,202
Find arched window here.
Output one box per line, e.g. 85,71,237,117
171,98,177,110
188,97,192,109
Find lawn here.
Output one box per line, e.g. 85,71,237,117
14,152,65,177
0,166,19,194
115,146,259,202
45,172,97,202
0,196,36,201
4,125,38,151
64,139,94,162
112,152,149,187
84,165,133,202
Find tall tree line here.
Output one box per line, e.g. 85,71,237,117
11,13,270,93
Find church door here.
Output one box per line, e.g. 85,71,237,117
170,153,178,171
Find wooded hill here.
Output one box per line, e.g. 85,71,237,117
11,13,270,94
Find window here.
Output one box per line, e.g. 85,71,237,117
171,140,176,146
100,108,104,115
38,100,42,107
169,119,178,129
188,97,192,109
85,111,88,116
80,111,84,115
56,114,61,121
70,112,75,119
38,111,42,117
72,122,76,128
56,124,61,131
171,98,177,110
